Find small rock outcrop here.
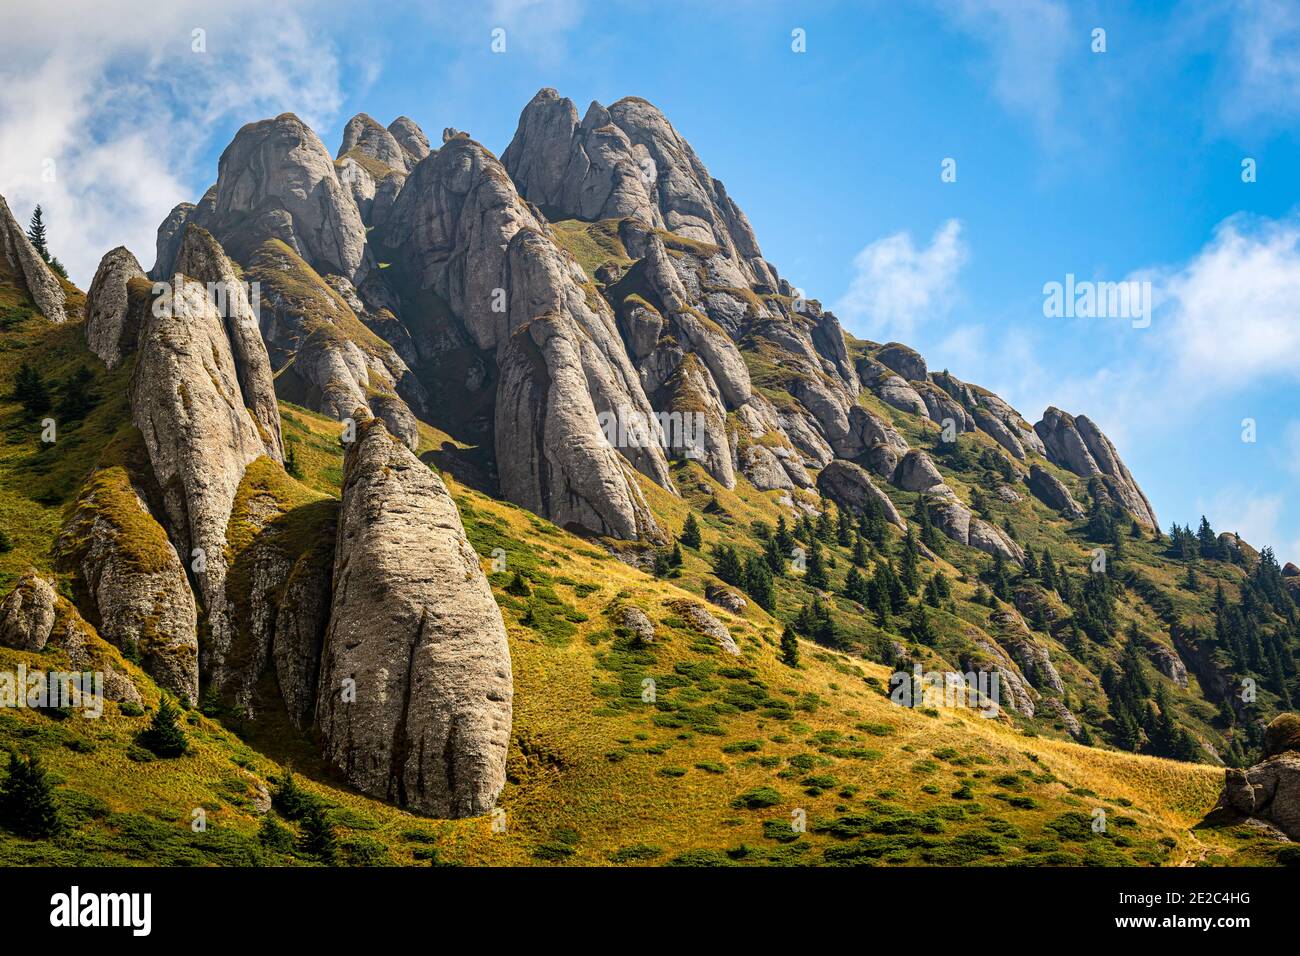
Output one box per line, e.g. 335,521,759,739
0,571,57,650
1035,407,1158,528
670,599,739,656
816,460,905,528
0,192,67,323
318,418,513,818
1215,714,1300,840
1027,463,1084,518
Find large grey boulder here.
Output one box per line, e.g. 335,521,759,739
1216,715,1300,840
0,571,57,650
1035,407,1159,528
816,460,904,528
84,247,146,371
1027,463,1084,518
0,192,67,323
318,418,513,818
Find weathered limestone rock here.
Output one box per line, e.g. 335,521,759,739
704,582,748,615
1215,715,1300,840
183,113,371,283
131,275,267,685
816,460,905,528
875,343,927,382
619,605,656,644
56,433,200,705
0,571,57,650
1035,407,1159,528
388,116,431,166
318,418,513,818
149,201,196,280
670,599,739,656
173,225,284,462
1027,463,1084,518
84,247,147,371
0,192,67,323
338,113,410,172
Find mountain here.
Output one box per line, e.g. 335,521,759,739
0,89,1296,867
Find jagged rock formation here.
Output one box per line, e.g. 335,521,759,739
338,113,412,173
56,432,200,704
84,247,147,371
1027,463,1084,518
149,202,195,281
173,225,285,463
1035,407,1158,528
0,192,67,323
130,274,270,685
374,132,672,536
503,89,777,287
388,116,431,166
154,113,371,284
1214,714,1300,840
0,571,142,705
318,418,512,818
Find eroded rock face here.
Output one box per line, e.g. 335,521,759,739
173,225,284,462
0,192,67,323
377,134,674,536
0,571,142,705
388,116,431,166
0,571,57,650
130,276,267,685
816,460,905,528
670,599,739,655
149,202,196,280
319,418,512,818
503,89,776,287
1035,407,1158,528
85,247,146,371
1149,642,1189,688
1027,463,1084,518
338,113,410,172
1216,716,1300,840
184,113,371,283
55,417,202,700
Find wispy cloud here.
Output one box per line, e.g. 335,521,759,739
0,0,348,287
928,0,1072,137
834,219,967,342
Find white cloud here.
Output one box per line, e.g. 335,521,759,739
834,219,967,342
929,0,1072,136
1214,0,1300,129
0,0,347,287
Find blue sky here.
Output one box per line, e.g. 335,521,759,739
2,0,1298,559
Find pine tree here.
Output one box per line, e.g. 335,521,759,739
913,496,941,550
711,544,744,586
836,506,853,547
669,542,684,568
815,501,835,542
908,606,938,645
297,802,338,864
0,750,62,838
805,538,829,590
899,527,921,594
763,533,785,575
1022,548,1039,578
851,533,868,568
136,695,190,757
680,512,701,549
258,813,294,853
271,769,317,820
843,565,867,603
1183,565,1199,592
285,443,303,479
779,625,800,668
1041,550,1058,592
26,206,50,261
775,514,793,552
11,361,51,415
742,556,775,612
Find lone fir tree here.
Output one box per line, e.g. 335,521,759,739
0,750,63,838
